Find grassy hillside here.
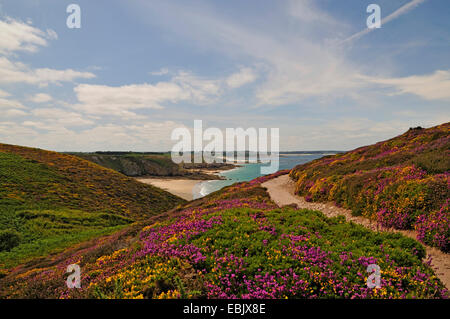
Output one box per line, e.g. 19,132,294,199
290,123,449,252
1,171,447,299
0,143,185,268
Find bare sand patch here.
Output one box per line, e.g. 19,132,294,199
136,178,200,201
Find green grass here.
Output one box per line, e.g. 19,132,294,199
0,222,128,269
0,143,185,268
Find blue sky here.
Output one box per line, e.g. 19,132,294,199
0,0,449,151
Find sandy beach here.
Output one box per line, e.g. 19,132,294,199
135,167,233,201
136,178,202,201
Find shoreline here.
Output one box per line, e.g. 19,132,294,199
135,167,232,201
194,163,253,199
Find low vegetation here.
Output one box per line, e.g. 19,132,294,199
290,123,449,252
0,144,185,268
1,171,447,299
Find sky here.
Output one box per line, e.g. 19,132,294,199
0,0,449,152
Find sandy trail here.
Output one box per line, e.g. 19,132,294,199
262,174,450,290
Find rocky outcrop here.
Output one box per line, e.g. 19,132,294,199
77,154,182,177
75,153,233,179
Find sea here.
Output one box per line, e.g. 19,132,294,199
192,153,335,199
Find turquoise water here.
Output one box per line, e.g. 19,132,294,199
193,154,330,199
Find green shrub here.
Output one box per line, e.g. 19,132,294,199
412,150,450,174
0,229,21,251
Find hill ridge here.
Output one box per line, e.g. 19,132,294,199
0,143,185,268
290,122,449,252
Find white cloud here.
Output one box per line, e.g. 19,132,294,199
74,82,182,116
343,0,427,43
254,56,364,106
0,57,96,86
28,93,53,103
46,29,58,40
2,109,28,118
0,121,37,143
0,94,28,118
72,121,186,151
0,97,26,109
0,57,96,85
0,17,57,54
0,89,11,98
279,116,449,151
72,71,223,117
226,67,257,88
0,17,95,86
363,70,450,101
150,68,169,76
172,71,222,103
22,120,47,129
131,0,445,108
288,0,345,28
0,4,446,153
132,1,364,106
0,120,186,152
31,108,94,127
